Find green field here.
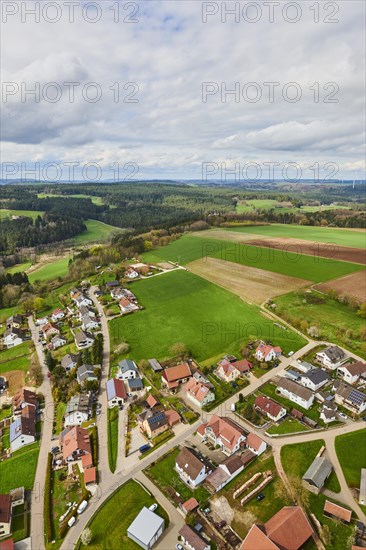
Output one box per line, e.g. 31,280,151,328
335,429,366,488
71,220,121,244
5,262,32,274
237,200,350,215
37,193,104,206
266,417,309,435
227,224,366,248
143,235,363,283
0,442,40,491
28,257,71,283
274,291,366,358
0,209,44,221
109,270,306,363
78,480,168,550
0,342,32,375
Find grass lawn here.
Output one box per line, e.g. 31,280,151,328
78,480,169,549
145,447,210,504
0,342,32,375
274,291,366,358
0,209,44,221
335,429,366,488
0,306,20,323
109,270,306,364
5,261,32,274
218,452,292,539
71,220,122,244
107,407,119,473
28,257,71,283
0,442,40,491
54,402,66,435
266,417,309,435
227,224,366,248
281,440,341,493
143,235,362,283
0,405,12,421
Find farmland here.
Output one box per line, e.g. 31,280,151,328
28,257,71,283
236,200,350,215
143,234,363,283
316,270,366,305
78,480,169,550
37,193,105,206
109,270,306,363
0,209,44,221
71,220,121,244
274,290,366,358
226,224,366,248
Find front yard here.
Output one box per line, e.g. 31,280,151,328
144,446,210,505
266,418,310,435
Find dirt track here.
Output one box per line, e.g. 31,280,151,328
187,257,310,304
247,238,366,265
315,270,366,304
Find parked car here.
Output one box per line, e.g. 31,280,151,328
338,412,348,420
149,503,158,512
256,493,265,501
288,351,294,356
77,500,88,514
139,444,151,454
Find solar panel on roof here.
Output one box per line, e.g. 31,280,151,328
348,389,365,405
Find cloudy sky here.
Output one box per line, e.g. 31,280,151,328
1,0,365,182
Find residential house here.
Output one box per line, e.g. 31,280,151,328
3,328,24,348
320,402,338,424
302,456,333,494
76,364,99,385
205,454,245,493
145,393,160,409
127,378,144,392
179,525,211,550
119,297,139,313
298,369,329,392
240,507,314,550
51,309,65,322
185,379,215,408
324,501,352,524
216,359,240,382
254,395,287,422
70,288,80,300
246,432,267,456
81,314,100,331
117,359,138,380
35,317,48,326
175,447,213,487
338,362,366,385
13,389,37,414
74,294,93,308
6,315,23,329
61,353,79,372
106,378,127,408
10,407,36,452
48,335,66,351
0,494,12,538
334,382,366,414
126,268,139,279
74,330,94,350
276,378,315,410
161,363,192,390
197,415,246,455
105,280,119,288
255,342,282,362
78,306,96,320
316,346,346,370
41,323,60,340
60,426,92,463
165,409,181,426
142,411,169,439
110,287,126,300
64,394,92,427
127,507,165,550
233,359,253,374
295,360,316,373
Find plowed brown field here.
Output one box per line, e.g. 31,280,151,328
315,270,366,305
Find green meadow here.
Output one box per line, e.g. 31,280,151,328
71,220,121,244
109,270,306,363
28,257,71,283
143,234,363,283
0,209,44,221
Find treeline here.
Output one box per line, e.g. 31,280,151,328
0,213,86,253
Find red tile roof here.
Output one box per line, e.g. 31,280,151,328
0,539,14,550
198,415,245,451
264,507,314,550
165,409,180,426
254,395,284,418
146,394,158,408
84,467,96,484
185,378,211,403
162,363,192,383
62,426,91,461
246,432,265,452
182,497,199,513
324,500,352,523
240,525,279,550
233,359,252,372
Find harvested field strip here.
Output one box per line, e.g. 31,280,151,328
315,270,366,305
187,257,310,305
247,238,366,265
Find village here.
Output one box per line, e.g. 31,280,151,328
1,258,366,550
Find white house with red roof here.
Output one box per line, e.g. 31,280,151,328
256,342,282,362
246,432,267,456
185,379,215,408
217,358,252,382
106,378,127,408
51,309,65,322
197,415,246,456
254,395,287,422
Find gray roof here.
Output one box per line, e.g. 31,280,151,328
277,377,313,401
127,507,164,546
128,377,143,390
118,359,137,373
66,394,91,415
77,364,98,383
302,457,333,488
148,358,162,372
75,330,94,344
301,369,329,385
319,346,345,362
61,354,79,369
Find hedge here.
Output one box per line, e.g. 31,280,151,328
44,452,54,542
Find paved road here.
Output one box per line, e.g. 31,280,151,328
28,316,55,550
